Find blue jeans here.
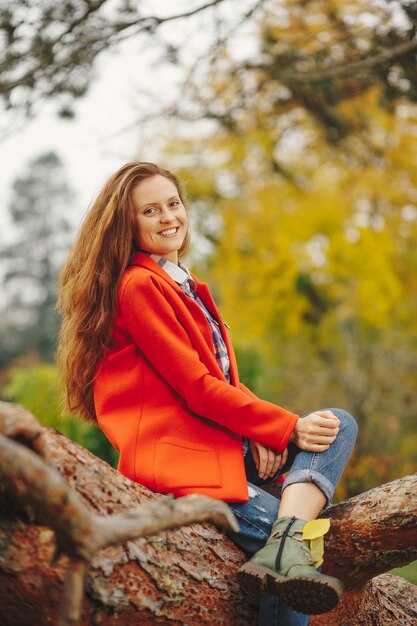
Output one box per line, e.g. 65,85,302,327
227,408,358,626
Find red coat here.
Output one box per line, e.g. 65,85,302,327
94,252,299,501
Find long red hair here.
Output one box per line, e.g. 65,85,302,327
57,162,189,422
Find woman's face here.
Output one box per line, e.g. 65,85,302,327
132,175,188,264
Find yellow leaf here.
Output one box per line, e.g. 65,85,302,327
302,519,331,569
302,518,331,540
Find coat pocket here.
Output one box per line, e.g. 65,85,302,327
153,436,222,491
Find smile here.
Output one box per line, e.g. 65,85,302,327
158,227,179,237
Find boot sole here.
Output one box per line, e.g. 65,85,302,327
237,562,343,615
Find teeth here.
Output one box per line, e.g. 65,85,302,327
159,227,177,236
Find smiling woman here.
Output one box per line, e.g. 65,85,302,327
57,161,357,626
133,175,189,264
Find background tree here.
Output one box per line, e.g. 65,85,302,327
164,80,417,500
0,151,74,365
0,0,260,125
1,0,416,589
1,0,417,133
185,0,417,146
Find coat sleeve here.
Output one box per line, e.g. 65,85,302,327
120,272,298,452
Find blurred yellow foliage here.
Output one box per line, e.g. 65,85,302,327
165,64,417,497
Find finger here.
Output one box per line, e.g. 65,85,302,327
251,443,260,471
301,428,338,443
309,419,339,435
259,447,275,478
314,415,339,428
280,447,289,468
301,443,330,453
302,414,339,432
316,410,340,425
305,434,338,445
318,409,338,419
257,446,269,478
264,448,276,477
303,428,338,441
269,453,281,477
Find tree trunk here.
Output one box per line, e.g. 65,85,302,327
0,402,416,625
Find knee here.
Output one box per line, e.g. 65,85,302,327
329,408,358,442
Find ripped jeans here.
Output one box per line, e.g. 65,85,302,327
227,408,358,626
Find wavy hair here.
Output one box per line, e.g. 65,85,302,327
57,162,189,422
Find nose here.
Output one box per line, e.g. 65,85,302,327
160,206,174,223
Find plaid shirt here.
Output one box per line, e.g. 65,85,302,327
148,254,231,382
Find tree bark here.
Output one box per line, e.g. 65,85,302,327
0,403,254,626
320,472,417,589
0,402,416,625
311,574,417,626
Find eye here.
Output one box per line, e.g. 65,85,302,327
144,207,157,215
170,201,180,208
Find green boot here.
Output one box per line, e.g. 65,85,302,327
237,516,343,615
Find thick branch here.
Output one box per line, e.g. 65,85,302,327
96,494,239,547
0,431,238,560
1,402,416,626
321,473,417,589
0,401,239,626
0,431,102,558
0,400,46,456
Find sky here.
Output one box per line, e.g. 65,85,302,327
0,39,165,232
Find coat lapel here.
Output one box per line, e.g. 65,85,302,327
130,252,239,386
130,252,185,295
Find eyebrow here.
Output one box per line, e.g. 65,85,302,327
139,195,180,209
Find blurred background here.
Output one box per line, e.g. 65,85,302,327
0,0,416,579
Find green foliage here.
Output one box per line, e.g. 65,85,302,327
233,345,262,393
390,561,417,586
1,364,118,467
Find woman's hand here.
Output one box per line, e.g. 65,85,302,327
290,410,340,452
250,440,288,479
